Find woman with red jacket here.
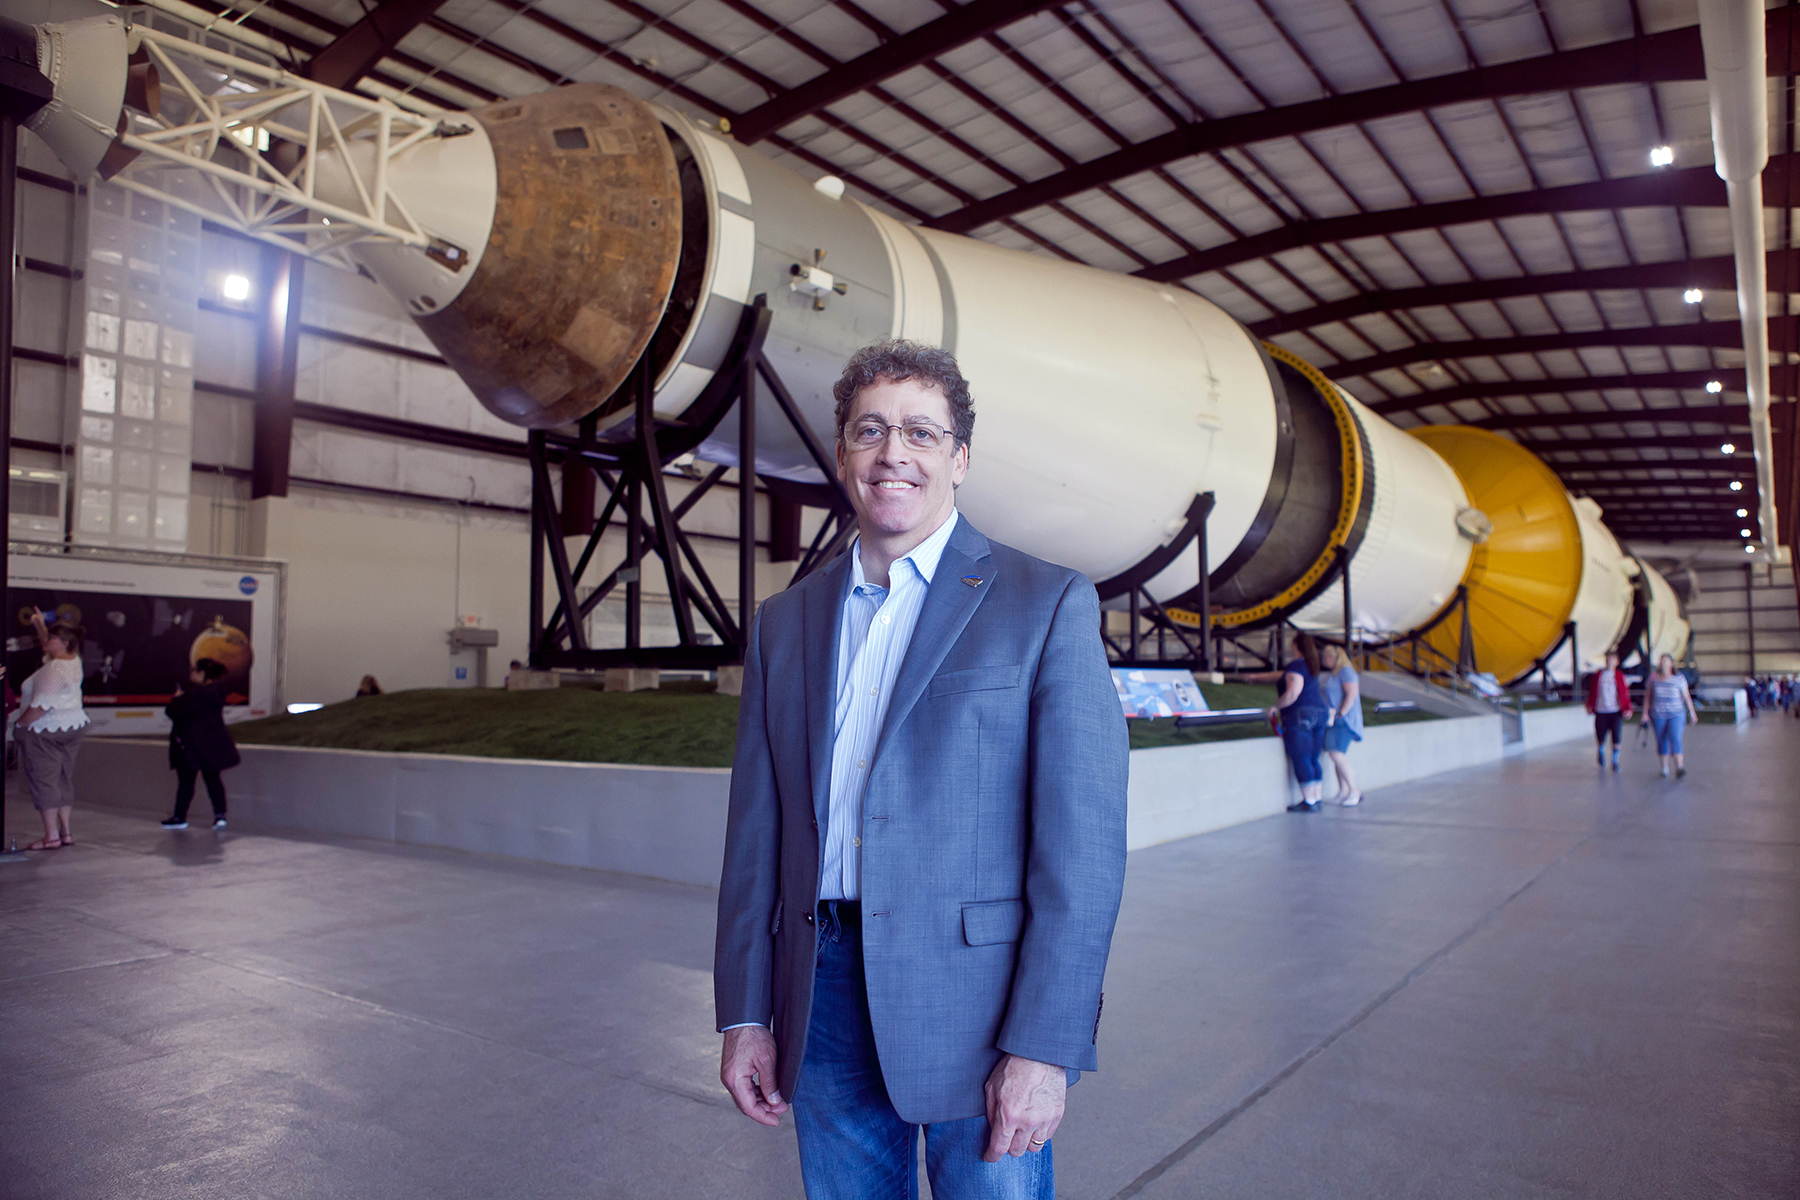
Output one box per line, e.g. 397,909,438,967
1585,650,1633,772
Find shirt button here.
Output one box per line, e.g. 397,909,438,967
858,759,867,769
852,837,861,847
881,614,890,625
869,686,878,697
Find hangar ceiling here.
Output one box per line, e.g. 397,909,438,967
154,0,1799,546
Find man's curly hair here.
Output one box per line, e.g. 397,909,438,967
831,341,975,448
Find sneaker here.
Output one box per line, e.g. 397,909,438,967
1286,800,1320,813
160,818,188,830
1611,759,1620,773
1660,767,1669,778
1596,749,1605,766
212,817,227,830
1676,767,1687,779
1338,792,1361,807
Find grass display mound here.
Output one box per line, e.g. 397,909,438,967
232,681,740,768
1127,681,1440,750
230,678,1440,766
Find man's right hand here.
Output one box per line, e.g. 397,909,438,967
720,1026,788,1126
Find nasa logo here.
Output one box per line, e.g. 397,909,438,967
238,576,258,596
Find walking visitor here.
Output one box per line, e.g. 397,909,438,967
162,658,242,831
1644,655,1699,779
1586,650,1632,772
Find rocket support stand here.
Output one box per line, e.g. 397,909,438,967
525,295,854,672
1102,492,1215,672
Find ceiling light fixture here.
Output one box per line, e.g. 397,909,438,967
1705,380,1724,393
1742,528,1753,537
222,273,251,302
1683,288,1703,303
1745,544,1756,553
1721,442,1736,454
1730,481,1744,491
1738,508,1749,517
1650,145,1675,166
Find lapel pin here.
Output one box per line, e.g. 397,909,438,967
962,575,983,587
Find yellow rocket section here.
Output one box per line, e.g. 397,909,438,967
1406,426,1584,683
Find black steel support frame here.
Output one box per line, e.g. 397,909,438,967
525,296,853,671
1522,620,1577,700
1102,493,1214,671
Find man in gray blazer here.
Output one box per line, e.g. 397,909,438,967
715,340,1129,1198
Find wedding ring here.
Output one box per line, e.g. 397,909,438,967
1029,1137,1046,1146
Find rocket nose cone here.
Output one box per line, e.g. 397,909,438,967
415,84,683,429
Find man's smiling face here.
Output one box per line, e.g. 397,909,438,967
835,376,969,543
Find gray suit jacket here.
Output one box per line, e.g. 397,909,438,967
714,514,1129,1124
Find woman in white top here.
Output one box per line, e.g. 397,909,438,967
15,608,90,850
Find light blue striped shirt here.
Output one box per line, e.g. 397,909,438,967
819,510,961,901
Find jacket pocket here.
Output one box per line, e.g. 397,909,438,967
962,898,1026,946
929,665,1020,697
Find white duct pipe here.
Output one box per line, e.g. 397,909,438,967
1700,0,1783,559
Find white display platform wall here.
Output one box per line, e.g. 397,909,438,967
69,709,1593,887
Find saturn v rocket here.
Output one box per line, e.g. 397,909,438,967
22,12,1688,684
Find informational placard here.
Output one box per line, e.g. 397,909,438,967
1112,667,1209,719
6,547,283,736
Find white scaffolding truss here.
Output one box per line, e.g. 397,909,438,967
88,25,458,267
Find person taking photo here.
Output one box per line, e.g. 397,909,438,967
14,608,89,851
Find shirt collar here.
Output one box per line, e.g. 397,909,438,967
849,509,960,593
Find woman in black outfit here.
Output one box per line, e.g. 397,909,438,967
161,658,242,831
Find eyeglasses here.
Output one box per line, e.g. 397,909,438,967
842,418,957,451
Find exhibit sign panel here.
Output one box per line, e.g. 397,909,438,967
1112,668,1209,719
5,547,284,736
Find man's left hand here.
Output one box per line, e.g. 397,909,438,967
982,1053,1065,1161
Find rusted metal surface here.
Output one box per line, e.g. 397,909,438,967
418,84,682,429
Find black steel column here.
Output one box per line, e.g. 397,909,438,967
1127,587,1139,661
1456,586,1476,675
1745,562,1757,672
251,247,302,501
1337,544,1352,656
738,358,756,651
527,431,545,666
634,366,694,646
625,472,641,653
0,116,16,855
0,20,49,858
1196,492,1213,672
1567,620,1577,700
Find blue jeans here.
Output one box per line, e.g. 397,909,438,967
1652,714,1685,756
793,901,1054,1200
1280,706,1328,784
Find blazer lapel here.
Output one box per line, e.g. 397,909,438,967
869,516,995,771
803,551,853,834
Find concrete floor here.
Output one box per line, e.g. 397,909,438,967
2,719,1796,1199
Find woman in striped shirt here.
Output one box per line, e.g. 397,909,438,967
1642,654,1699,780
